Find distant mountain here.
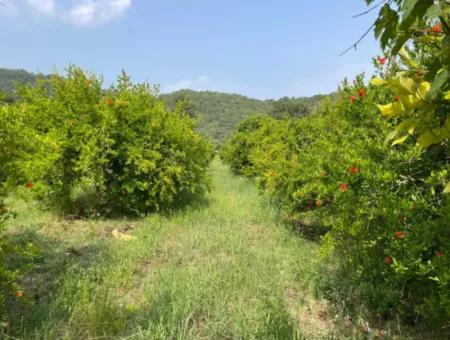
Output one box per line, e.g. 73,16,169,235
161,90,327,144
0,68,328,144
161,90,272,144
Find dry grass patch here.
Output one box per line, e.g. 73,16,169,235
284,287,336,339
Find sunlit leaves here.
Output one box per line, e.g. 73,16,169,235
377,101,406,117
369,0,449,194
0,67,214,215
371,0,449,95
372,74,449,148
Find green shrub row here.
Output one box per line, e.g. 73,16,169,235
0,67,214,216
220,74,450,324
221,1,450,325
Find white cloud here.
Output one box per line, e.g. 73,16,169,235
27,0,54,15
162,76,212,93
26,0,132,26
0,0,20,16
68,0,131,25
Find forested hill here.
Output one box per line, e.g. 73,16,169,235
0,68,327,144
0,68,49,101
161,90,327,144
161,90,270,144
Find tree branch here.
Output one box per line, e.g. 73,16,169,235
338,0,393,57
338,22,377,57
353,0,388,18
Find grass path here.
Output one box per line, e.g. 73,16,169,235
5,159,337,339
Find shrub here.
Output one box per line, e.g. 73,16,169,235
0,102,19,318
0,106,39,324
219,115,289,177
221,75,450,324
0,201,13,319
0,67,213,215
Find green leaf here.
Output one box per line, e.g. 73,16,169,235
392,33,410,55
396,118,418,132
417,130,438,148
401,0,419,19
428,276,440,282
384,129,398,145
375,4,399,48
428,68,449,100
399,0,434,32
416,35,443,44
425,4,442,18
392,134,409,146
444,182,450,194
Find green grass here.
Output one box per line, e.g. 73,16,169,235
2,159,435,339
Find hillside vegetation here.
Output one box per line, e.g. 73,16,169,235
161,89,326,143
0,68,48,102
161,90,270,144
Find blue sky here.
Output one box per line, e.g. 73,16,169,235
0,1,381,99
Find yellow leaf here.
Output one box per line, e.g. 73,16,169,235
417,130,438,148
444,182,450,194
417,82,431,99
397,77,416,94
382,77,416,95
378,104,392,116
377,101,405,117
371,78,387,86
392,134,409,146
401,94,421,110
378,104,394,116
444,91,450,101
